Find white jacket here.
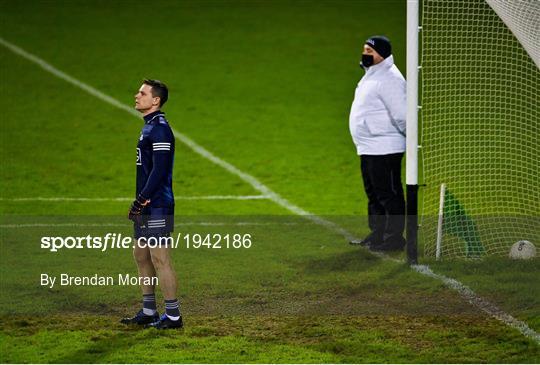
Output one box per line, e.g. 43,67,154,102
349,55,406,155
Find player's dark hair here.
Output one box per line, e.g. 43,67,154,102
143,79,168,107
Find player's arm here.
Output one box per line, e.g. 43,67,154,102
139,125,173,200
129,128,172,221
128,125,173,222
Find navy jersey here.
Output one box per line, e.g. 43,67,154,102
136,111,175,207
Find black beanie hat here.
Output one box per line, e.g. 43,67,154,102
365,36,392,59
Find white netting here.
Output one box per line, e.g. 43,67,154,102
420,0,540,258
486,0,540,69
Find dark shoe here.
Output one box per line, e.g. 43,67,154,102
145,314,183,330
350,239,368,246
120,309,159,325
350,238,382,247
369,242,405,252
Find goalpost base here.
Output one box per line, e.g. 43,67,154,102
406,184,419,265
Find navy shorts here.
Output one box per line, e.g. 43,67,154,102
133,206,174,239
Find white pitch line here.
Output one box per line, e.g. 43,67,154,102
0,195,269,202
2,36,538,345
413,265,540,344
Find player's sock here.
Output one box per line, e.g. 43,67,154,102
142,293,157,316
164,299,181,321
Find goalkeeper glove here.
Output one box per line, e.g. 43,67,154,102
128,194,150,224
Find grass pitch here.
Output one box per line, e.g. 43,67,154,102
0,0,538,363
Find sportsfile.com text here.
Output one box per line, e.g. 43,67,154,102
40,233,253,252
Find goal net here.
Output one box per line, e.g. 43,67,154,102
419,0,540,258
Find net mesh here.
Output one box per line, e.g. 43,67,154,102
486,0,540,69
420,0,540,258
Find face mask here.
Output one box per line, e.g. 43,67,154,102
360,54,374,68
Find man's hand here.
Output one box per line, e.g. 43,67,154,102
128,194,150,224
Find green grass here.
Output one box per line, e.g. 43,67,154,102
0,0,539,363
1,0,410,216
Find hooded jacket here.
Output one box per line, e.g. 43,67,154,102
349,55,406,155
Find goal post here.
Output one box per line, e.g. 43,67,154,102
409,0,540,259
406,0,420,265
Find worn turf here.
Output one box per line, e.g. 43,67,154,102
2,314,538,363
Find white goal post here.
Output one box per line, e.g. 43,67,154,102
405,0,420,264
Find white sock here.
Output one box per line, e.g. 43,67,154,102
165,314,180,321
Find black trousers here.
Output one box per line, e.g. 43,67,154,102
360,153,405,247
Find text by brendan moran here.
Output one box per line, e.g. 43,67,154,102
40,273,158,288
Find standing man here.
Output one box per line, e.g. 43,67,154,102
120,79,182,329
349,36,407,251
